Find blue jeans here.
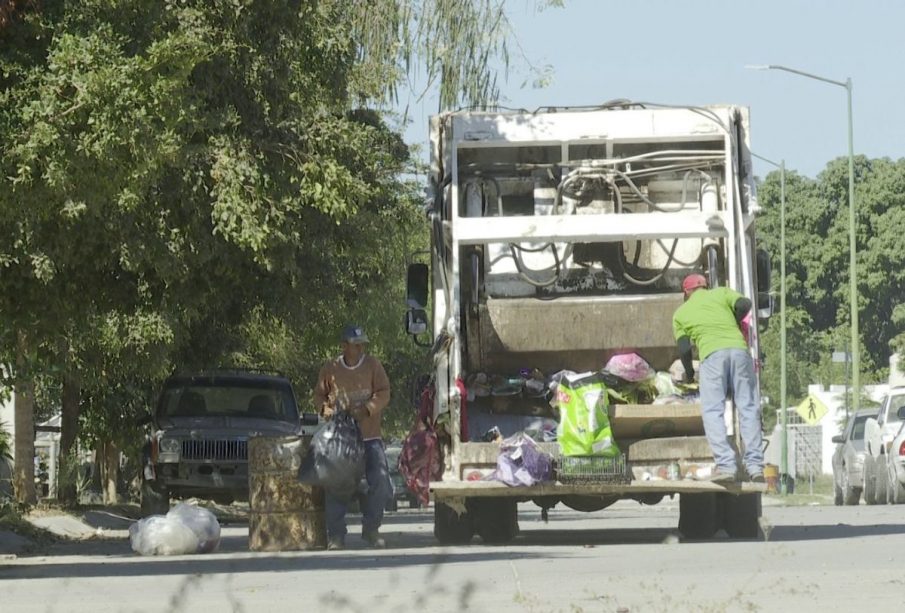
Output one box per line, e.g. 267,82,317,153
699,348,764,476
325,439,391,539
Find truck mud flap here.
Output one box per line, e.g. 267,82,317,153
679,492,762,540
468,497,519,544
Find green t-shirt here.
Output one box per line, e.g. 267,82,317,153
672,287,748,360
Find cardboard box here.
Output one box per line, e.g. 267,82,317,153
609,403,704,439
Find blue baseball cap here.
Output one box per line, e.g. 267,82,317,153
340,325,369,344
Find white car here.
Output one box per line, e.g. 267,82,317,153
831,408,878,505
863,387,905,504
885,408,905,504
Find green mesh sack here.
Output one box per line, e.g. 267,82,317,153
556,373,619,457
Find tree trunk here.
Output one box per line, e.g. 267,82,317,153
58,373,81,505
13,332,36,505
88,444,106,492
102,441,119,504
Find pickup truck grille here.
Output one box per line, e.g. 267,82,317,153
181,439,247,461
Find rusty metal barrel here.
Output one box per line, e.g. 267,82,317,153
248,435,326,551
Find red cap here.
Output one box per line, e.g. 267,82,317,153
682,274,708,294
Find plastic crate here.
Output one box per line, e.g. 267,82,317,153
555,454,630,484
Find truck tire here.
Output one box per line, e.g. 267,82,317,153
434,502,474,544
140,479,170,517
842,468,861,505
470,498,519,544
678,493,719,539
722,493,762,539
863,459,878,505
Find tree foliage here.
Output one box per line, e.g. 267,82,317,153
756,155,905,422
0,0,543,501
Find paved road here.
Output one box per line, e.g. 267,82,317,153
2,498,904,613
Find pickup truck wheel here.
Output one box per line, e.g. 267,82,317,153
875,462,889,504
140,479,170,517
678,493,718,539
863,458,878,505
470,498,519,544
434,502,474,544
888,465,905,504
842,468,861,505
722,493,762,539
891,478,905,505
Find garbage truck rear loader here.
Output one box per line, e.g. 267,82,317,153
404,102,771,543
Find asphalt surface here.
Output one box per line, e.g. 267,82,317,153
2,498,904,613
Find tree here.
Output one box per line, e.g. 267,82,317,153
755,155,905,418
0,0,536,503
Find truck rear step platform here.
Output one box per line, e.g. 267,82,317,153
430,479,766,500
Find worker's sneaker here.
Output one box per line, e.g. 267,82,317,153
362,529,386,548
327,536,345,551
749,473,766,484
707,471,737,484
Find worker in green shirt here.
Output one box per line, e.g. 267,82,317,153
673,274,764,483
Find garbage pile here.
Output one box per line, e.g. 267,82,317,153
465,352,700,424
473,352,704,487
129,503,221,556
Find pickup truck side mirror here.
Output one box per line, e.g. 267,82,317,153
831,434,845,444
300,413,319,426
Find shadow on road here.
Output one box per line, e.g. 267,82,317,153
1,548,559,580
767,522,905,542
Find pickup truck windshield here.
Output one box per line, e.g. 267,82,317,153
158,380,299,422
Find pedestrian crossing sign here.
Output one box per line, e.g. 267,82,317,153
795,394,828,425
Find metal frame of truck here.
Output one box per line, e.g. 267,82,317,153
405,102,770,543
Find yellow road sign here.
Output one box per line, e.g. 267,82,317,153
795,394,827,425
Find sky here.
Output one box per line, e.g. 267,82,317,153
399,0,905,180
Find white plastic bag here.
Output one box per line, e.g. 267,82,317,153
129,503,221,556
129,515,200,556
167,503,221,553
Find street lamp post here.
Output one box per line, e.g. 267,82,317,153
747,64,859,416
752,152,787,495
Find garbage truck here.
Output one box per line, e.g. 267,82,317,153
403,100,771,543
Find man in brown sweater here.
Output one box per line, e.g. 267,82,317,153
314,324,391,549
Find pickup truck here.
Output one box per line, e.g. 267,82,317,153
863,386,905,504
140,369,319,516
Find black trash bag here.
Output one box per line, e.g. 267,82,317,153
298,411,365,502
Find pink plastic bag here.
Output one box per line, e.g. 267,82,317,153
740,312,753,345
603,353,655,382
